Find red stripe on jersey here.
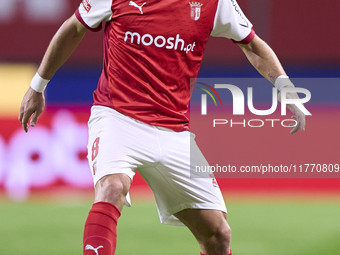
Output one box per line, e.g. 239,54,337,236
75,9,102,32
232,28,255,44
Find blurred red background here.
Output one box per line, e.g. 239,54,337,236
1,0,340,65
1,0,339,199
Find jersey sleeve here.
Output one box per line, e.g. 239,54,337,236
75,0,113,32
211,0,255,44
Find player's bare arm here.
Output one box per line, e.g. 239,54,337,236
238,35,306,134
19,14,88,133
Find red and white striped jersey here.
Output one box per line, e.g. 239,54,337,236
76,0,255,131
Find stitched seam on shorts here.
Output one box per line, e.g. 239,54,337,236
151,130,190,206
162,202,228,225
153,128,163,168
171,202,227,215
161,203,228,226
150,164,187,207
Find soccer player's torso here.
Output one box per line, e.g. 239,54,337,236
110,0,217,56
95,0,219,131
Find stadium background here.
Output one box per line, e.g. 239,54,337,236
0,0,339,254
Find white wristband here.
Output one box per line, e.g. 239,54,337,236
30,73,50,93
274,75,295,91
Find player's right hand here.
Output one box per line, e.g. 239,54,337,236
19,87,45,133
277,89,306,135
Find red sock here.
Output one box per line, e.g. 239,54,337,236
200,249,232,255
83,202,121,255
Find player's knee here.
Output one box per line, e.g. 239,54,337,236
202,222,231,252
95,174,130,204
214,223,231,247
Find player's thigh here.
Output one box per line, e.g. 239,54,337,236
88,105,159,183
87,106,157,208
139,130,227,225
88,107,132,182
174,209,230,242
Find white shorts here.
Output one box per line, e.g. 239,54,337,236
87,106,227,226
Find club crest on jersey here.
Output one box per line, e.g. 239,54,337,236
189,2,203,21
82,0,92,13
209,173,218,187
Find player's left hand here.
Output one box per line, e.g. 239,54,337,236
18,87,45,133
278,89,306,135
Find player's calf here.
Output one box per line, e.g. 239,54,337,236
174,209,231,255
83,202,121,255
84,174,131,255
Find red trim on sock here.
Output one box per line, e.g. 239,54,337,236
200,249,232,255
83,202,121,255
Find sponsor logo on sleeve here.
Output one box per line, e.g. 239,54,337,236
82,0,92,13
230,0,249,28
